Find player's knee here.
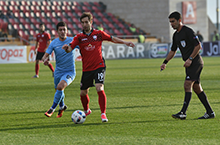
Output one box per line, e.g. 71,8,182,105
80,90,88,96
193,84,203,94
184,81,192,91
57,81,67,90
95,84,104,92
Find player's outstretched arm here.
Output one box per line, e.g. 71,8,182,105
111,36,135,48
62,44,72,53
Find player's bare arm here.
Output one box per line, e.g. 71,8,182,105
160,50,176,70
111,36,135,48
44,40,51,52
42,53,50,65
34,41,39,54
184,44,201,68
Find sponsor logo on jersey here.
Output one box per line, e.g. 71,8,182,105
85,44,95,51
181,40,186,47
82,38,87,41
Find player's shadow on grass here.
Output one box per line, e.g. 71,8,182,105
0,115,203,132
1,101,219,115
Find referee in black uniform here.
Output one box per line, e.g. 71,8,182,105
160,11,215,119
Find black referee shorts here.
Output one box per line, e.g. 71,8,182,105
80,67,106,90
185,63,203,84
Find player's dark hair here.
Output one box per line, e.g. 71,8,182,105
39,23,44,27
80,12,93,22
168,11,182,20
56,21,67,30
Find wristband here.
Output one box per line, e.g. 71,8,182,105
163,60,168,64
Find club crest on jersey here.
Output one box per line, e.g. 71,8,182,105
93,35,97,40
181,40,186,47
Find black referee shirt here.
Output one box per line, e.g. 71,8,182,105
171,25,200,61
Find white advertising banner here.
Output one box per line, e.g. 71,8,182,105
0,46,27,64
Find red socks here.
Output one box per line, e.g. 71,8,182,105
48,63,54,72
80,94,90,111
35,64,39,75
35,63,54,76
98,90,107,114
80,90,107,114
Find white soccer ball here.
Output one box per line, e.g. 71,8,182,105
71,110,86,124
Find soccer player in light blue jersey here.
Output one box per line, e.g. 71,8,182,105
42,21,78,118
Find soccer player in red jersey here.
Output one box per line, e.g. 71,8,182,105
62,12,135,122
32,23,54,78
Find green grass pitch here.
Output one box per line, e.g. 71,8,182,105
0,57,220,145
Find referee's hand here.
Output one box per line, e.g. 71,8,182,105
160,63,166,71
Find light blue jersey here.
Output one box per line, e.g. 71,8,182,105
46,37,78,89
46,36,77,73
44,37,79,112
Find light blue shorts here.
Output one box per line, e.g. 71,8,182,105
54,70,76,89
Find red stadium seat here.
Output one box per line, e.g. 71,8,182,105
8,18,18,25
0,5,7,13
93,2,101,7
52,1,62,6
20,18,28,24
61,5,71,13
46,24,53,30
63,1,72,6
72,17,80,24
10,1,17,6
41,18,49,24
93,18,101,25
83,2,91,7
73,29,79,35
24,24,31,30
26,1,31,6
82,6,90,12
113,29,123,36
51,6,62,13
73,1,80,6
92,6,100,12
30,30,36,37
21,1,28,6
102,18,110,24
67,12,74,18
77,23,82,29
18,30,25,37
0,1,6,6
51,18,59,24
24,12,30,18
44,6,51,13
13,24,19,30
8,5,19,13
42,1,51,6
108,23,115,29
72,6,81,13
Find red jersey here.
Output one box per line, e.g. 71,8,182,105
70,29,112,72
36,31,51,52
